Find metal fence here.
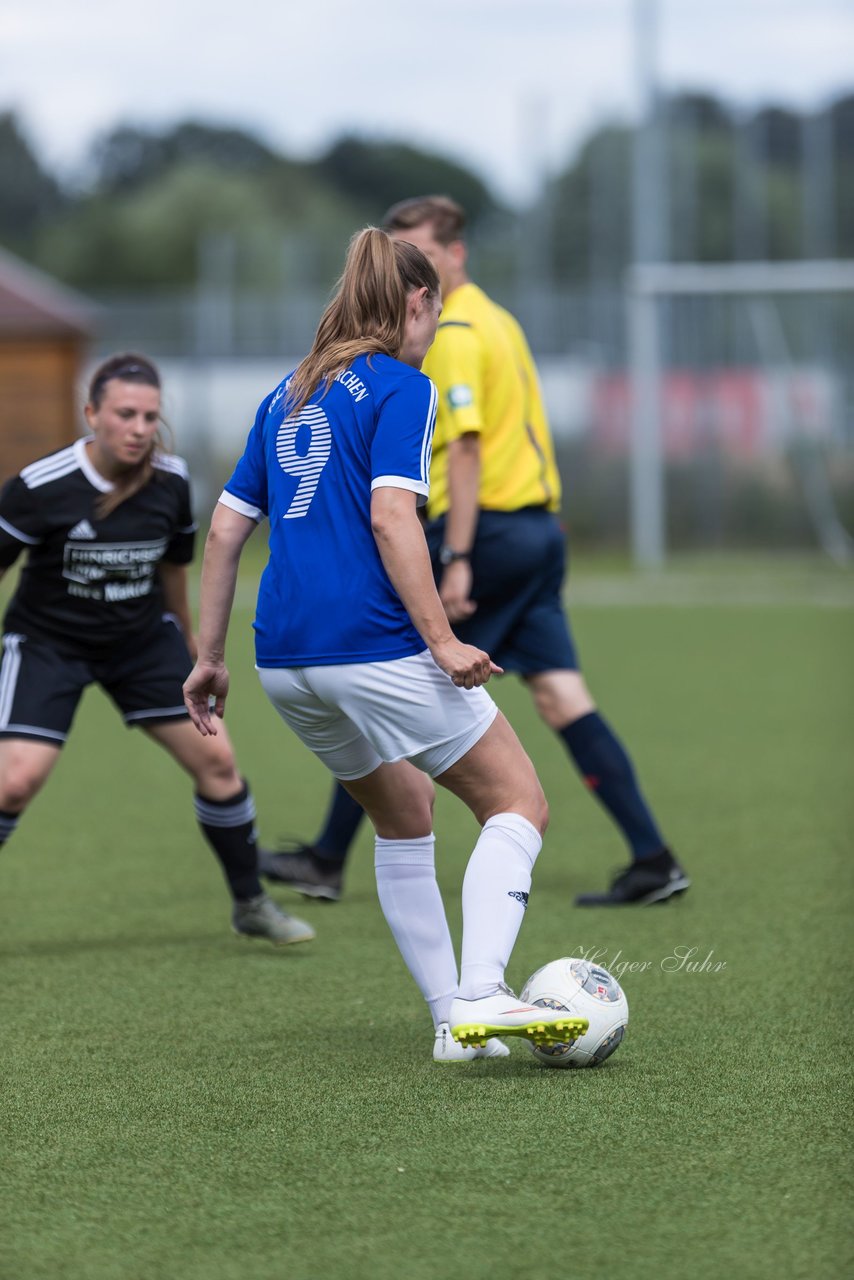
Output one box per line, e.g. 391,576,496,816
85,277,854,558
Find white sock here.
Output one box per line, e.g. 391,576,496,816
458,812,543,1001
374,834,458,1029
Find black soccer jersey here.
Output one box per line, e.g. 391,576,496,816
0,439,197,658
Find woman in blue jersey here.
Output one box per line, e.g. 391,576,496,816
183,229,586,1060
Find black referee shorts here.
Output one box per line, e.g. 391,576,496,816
0,618,193,745
426,507,580,675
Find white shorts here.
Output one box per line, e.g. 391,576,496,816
256,649,498,781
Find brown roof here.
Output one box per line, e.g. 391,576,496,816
0,244,98,337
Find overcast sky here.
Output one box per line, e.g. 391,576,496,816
2,0,852,201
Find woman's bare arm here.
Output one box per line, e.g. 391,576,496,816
370,486,500,690
182,504,257,734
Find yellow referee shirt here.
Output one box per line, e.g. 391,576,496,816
423,282,561,520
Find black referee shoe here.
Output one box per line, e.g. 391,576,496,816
258,844,344,902
574,849,690,907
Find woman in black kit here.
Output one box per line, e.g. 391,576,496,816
0,353,313,946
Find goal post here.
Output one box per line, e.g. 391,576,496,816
625,259,854,567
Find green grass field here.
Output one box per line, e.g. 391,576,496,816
1,556,852,1280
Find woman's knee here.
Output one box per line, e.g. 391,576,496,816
412,776,436,832
198,742,241,788
482,728,548,835
527,670,595,729
194,736,242,795
510,770,549,836
532,785,549,837
0,746,55,811
347,763,435,840
381,775,435,838
146,719,242,797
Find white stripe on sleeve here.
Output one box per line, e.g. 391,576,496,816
370,476,430,506
218,490,264,521
0,515,40,546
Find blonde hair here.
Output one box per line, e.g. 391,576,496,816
285,226,439,417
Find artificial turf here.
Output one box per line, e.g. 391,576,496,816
1,557,851,1280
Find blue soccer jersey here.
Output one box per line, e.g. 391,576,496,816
221,353,438,667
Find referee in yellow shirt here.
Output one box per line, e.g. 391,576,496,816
262,196,689,907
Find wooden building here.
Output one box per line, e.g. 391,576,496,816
0,247,97,482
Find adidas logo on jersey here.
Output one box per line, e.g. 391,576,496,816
68,519,97,540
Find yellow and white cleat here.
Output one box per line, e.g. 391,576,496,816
450,987,587,1049
433,1022,510,1063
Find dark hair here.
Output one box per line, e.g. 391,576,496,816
86,352,166,517
285,226,439,417
88,352,161,410
382,195,466,246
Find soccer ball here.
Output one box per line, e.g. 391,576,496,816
520,957,629,1068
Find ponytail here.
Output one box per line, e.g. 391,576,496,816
285,227,439,417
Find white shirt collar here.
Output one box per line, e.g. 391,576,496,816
74,437,114,493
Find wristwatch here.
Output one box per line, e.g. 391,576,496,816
438,546,471,566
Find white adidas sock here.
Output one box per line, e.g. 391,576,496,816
458,812,543,1001
374,834,458,1029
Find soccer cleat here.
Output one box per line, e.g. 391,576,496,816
450,985,588,1049
574,848,690,907
231,893,315,946
432,1022,510,1063
258,845,343,902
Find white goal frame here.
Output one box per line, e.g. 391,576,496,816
625,259,854,566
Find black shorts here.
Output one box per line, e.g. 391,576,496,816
426,508,580,675
0,618,192,745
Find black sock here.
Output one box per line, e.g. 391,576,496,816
0,810,20,848
312,782,364,867
194,782,263,901
559,712,665,862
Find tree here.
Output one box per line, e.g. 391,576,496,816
35,161,364,291
550,123,632,283
0,113,64,253
542,89,854,279
317,136,500,226
89,121,285,194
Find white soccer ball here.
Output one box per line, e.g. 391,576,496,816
520,956,629,1068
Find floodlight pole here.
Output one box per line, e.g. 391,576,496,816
630,0,666,567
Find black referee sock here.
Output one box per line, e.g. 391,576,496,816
193,782,264,902
558,711,666,862
0,810,20,849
